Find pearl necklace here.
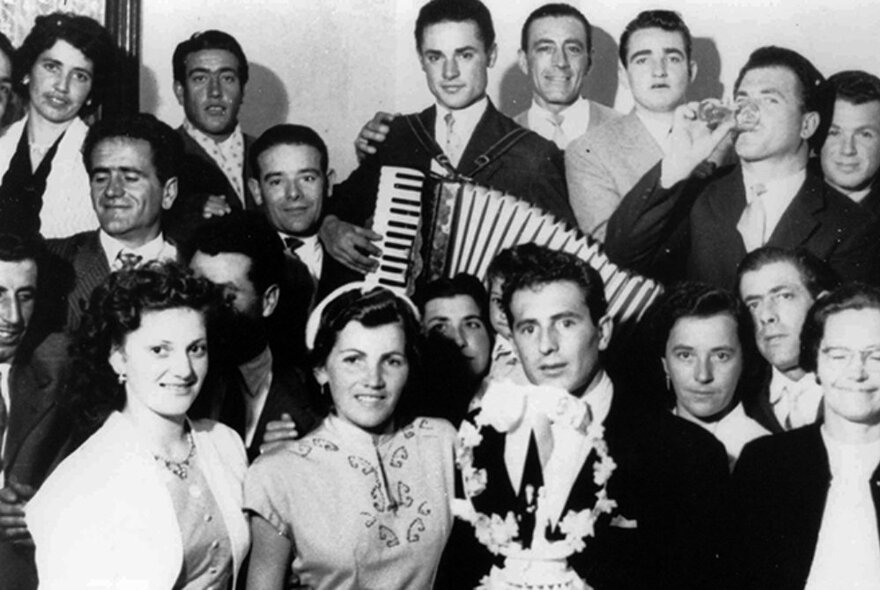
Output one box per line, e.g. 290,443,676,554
153,432,196,479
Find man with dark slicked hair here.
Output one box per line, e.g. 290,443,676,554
323,0,571,277
607,46,880,289
821,70,880,215
165,30,258,244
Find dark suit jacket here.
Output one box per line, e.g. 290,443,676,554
606,163,880,289
331,100,573,228
165,127,257,247
436,387,729,590
190,352,319,462
269,248,358,370
42,230,111,333
0,333,73,590
727,424,869,590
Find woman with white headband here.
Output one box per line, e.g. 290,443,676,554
244,283,457,590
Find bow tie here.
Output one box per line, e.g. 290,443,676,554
284,236,304,252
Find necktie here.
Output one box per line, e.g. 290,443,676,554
444,112,464,168
737,183,768,252
284,236,304,255
115,250,143,271
548,113,567,150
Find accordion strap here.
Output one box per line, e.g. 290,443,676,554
403,113,532,182
403,113,458,178
461,127,531,178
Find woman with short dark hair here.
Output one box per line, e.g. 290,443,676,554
0,12,116,237
652,282,769,469
244,283,457,590
28,262,250,589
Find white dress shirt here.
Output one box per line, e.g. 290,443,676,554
238,346,273,447
525,96,592,150
502,370,613,524
769,368,823,430
99,231,178,270
805,428,880,590
740,167,806,243
281,233,323,282
634,110,672,154
432,97,488,174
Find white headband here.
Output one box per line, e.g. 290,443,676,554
304,281,421,352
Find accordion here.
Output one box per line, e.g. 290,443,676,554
364,166,663,326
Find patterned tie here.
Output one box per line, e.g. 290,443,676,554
737,183,768,252
548,113,567,150
115,250,143,271
444,112,464,168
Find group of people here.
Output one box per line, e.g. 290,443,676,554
0,1,879,589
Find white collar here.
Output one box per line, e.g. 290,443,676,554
634,109,674,154
99,231,168,268
578,369,614,427
768,367,817,404
841,185,872,204
435,96,488,149
526,96,591,149
182,118,243,149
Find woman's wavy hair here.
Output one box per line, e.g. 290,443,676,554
309,287,422,421
69,261,217,438
14,12,116,117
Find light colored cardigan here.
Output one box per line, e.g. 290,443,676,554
28,412,250,590
0,116,97,238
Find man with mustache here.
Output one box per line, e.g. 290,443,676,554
43,113,181,333
737,247,838,433
165,30,257,244
186,212,317,462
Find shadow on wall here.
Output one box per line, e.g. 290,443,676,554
140,65,160,116
691,37,724,101
239,62,290,137
497,25,619,117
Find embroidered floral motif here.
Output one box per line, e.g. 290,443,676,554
311,438,340,452
397,482,414,508
348,455,377,476
378,524,400,547
389,446,409,468
370,483,387,512
288,442,312,457
361,512,377,528
407,517,426,543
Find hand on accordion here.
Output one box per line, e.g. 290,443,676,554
319,214,382,274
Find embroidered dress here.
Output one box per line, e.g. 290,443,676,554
245,414,456,590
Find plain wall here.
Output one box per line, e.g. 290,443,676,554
141,0,880,180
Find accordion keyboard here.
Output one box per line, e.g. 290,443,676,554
364,166,426,293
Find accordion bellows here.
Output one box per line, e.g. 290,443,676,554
365,166,662,328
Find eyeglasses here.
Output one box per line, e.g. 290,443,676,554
820,346,880,373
